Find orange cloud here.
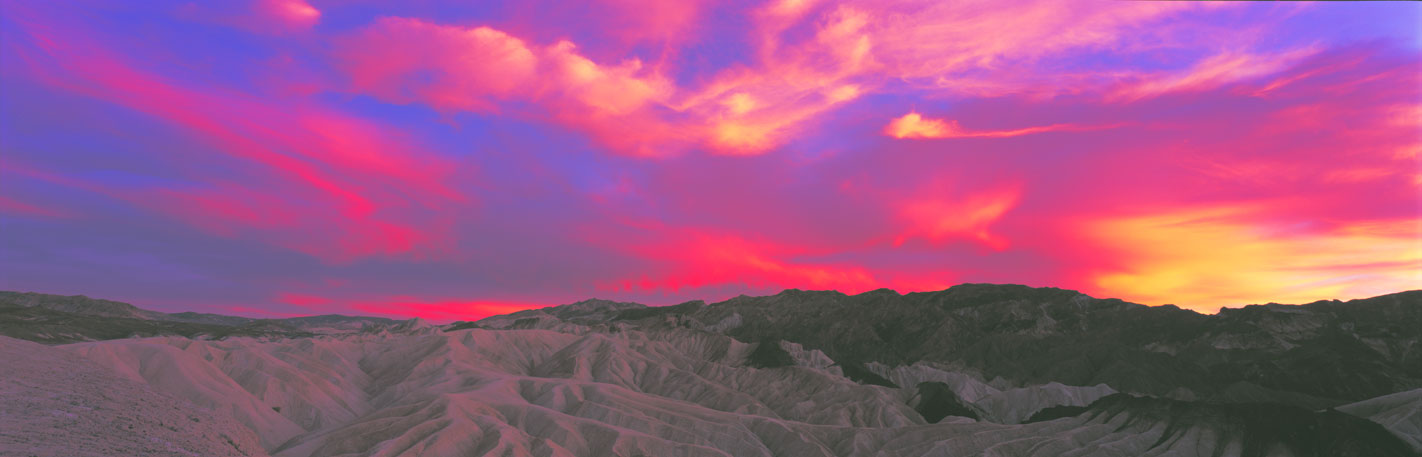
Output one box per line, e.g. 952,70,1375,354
884,113,950,139
884,112,1116,139
545,41,669,116
1083,204,1422,312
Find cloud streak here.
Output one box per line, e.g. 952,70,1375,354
884,113,1121,139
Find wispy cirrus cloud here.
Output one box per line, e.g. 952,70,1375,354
5,17,467,263
0,195,74,219
323,0,1289,155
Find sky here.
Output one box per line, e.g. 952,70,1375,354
1,0,1419,320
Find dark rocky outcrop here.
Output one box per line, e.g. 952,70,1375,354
912,381,979,422
1023,404,1089,423
746,339,795,368
1081,394,1415,457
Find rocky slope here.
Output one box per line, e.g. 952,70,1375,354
1337,388,1422,452
38,328,1413,456
0,336,269,457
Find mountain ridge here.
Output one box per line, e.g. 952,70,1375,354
6,285,1419,405
10,284,1418,326
481,284,1422,408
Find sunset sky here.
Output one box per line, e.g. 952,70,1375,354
1,0,1418,319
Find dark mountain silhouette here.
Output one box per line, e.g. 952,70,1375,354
610,284,1421,408
0,292,400,343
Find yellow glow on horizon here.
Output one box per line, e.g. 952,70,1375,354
1086,205,1421,313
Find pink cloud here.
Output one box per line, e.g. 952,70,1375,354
260,0,320,30
176,0,320,34
270,290,545,322
335,18,539,112
4,0,1416,315
511,0,709,51
224,306,311,319
323,1,1267,155
333,18,671,116
276,293,333,308
273,291,543,320
0,195,74,219
591,0,705,47
592,229,882,294
1109,47,1320,102
893,184,1021,250
9,20,465,262
334,18,685,155
350,298,543,322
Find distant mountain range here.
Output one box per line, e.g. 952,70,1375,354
1,285,1418,456
0,290,401,343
